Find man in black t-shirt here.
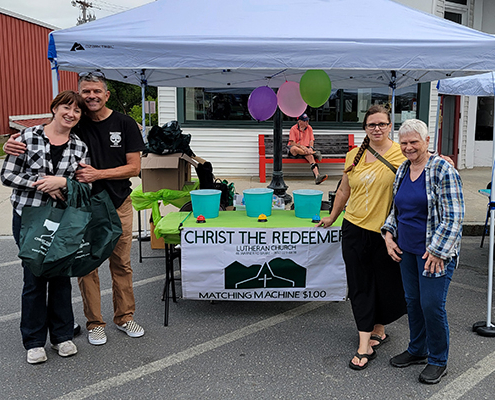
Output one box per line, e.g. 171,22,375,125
73,72,146,345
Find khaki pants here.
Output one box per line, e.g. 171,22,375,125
78,196,135,329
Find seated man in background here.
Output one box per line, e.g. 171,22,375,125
287,113,328,185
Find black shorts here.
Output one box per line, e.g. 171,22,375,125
286,145,306,159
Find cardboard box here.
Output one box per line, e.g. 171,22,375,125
141,153,195,192
150,222,165,249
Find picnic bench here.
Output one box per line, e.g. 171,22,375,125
258,133,356,183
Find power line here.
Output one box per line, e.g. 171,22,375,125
92,1,129,13
71,1,96,25
71,0,130,25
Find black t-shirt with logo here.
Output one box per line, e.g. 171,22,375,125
76,111,145,208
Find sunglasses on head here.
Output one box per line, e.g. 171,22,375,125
78,71,106,79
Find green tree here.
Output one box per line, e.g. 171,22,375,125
106,80,157,120
129,95,159,126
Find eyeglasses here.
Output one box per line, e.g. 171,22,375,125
365,122,390,130
78,71,106,79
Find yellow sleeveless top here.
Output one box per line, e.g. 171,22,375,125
344,141,406,233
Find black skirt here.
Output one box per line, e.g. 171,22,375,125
342,219,407,332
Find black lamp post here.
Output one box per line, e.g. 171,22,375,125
267,108,292,204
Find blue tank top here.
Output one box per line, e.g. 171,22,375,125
395,169,427,255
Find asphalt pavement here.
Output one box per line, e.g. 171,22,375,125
0,161,494,399
0,235,494,399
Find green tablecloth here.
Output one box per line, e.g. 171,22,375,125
130,180,200,224
155,209,344,244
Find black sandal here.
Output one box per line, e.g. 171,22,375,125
370,333,390,350
348,350,377,370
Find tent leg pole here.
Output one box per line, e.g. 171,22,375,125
389,71,397,141
140,71,149,236
473,154,495,337
141,70,147,140
51,61,59,98
391,87,395,140
434,95,441,153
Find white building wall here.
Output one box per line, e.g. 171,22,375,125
395,0,434,13
434,0,446,16
466,96,477,168
481,1,495,33
157,87,177,123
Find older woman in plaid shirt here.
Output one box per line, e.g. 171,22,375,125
382,119,464,385
1,91,89,364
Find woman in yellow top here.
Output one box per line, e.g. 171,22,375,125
318,105,407,370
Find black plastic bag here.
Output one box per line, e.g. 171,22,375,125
214,179,235,208
146,120,195,157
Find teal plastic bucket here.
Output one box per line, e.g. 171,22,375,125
243,188,274,217
190,189,222,218
293,189,323,219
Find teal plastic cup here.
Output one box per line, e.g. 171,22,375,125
243,188,274,217
190,189,222,218
293,189,323,218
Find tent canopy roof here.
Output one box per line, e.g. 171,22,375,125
49,0,495,89
437,72,495,96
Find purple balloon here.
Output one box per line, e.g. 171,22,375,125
248,86,278,121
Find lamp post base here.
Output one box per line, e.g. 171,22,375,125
268,171,292,204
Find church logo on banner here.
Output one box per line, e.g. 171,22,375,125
225,259,306,289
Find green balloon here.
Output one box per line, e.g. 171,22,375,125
299,70,332,108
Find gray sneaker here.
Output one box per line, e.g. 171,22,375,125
117,320,145,338
27,347,47,364
314,150,323,162
88,326,107,345
315,174,328,185
51,340,78,357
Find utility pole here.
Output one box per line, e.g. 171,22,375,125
71,0,96,25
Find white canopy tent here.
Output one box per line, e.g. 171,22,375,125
48,0,495,90
437,72,495,336
438,71,495,97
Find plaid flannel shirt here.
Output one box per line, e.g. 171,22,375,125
381,155,464,261
1,125,89,215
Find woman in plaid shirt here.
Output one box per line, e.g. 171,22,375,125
382,119,464,384
1,91,89,364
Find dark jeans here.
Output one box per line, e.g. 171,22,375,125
13,212,74,350
399,250,456,366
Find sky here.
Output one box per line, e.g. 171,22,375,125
1,0,155,29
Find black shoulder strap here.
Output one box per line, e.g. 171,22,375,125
367,146,397,174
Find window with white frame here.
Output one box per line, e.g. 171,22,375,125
444,0,468,25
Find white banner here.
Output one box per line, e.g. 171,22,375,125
181,226,347,301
